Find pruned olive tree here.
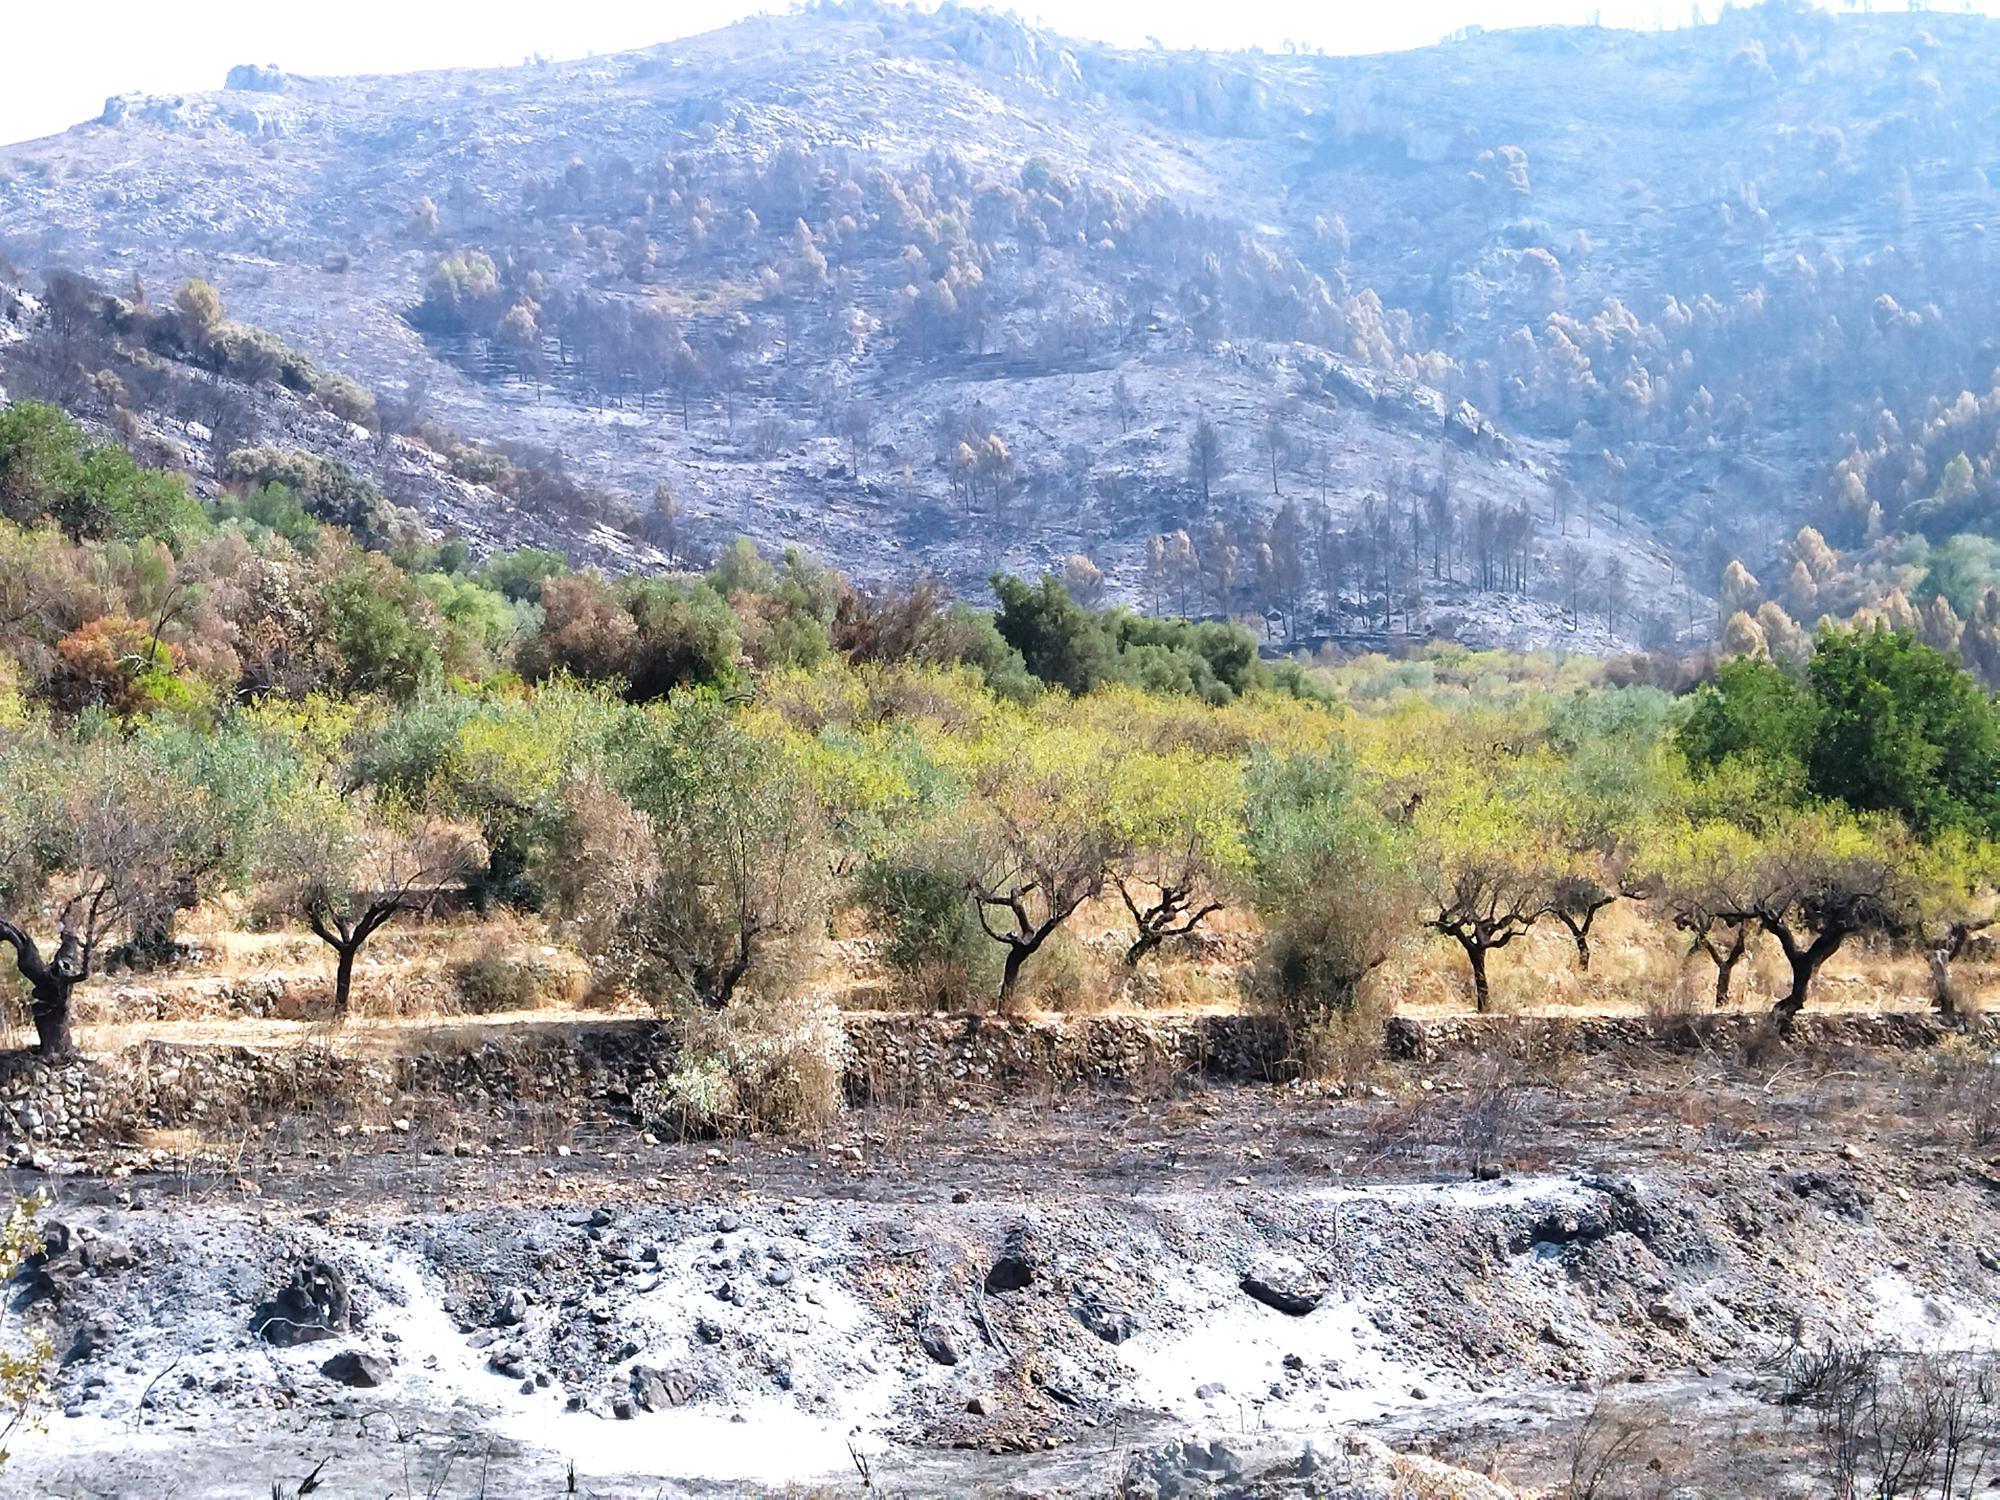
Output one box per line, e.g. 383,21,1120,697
1411,772,1554,1015
966,727,1121,1005
1104,746,1247,969
1696,809,1919,1033
257,787,483,1018
1542,684,1676,973
1651,818,1763,1009
0,735,232,1055
1903,829,1996,1023
1544,869,1626,972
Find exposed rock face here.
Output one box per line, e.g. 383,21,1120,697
223,64,287,94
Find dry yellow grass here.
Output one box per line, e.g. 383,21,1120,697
6,887,1967,1059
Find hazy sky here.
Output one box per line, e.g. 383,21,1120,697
0,1,1980,149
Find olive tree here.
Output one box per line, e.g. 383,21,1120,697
1412,772,1554,1015
1243,749,1410,1020
1652,818,1763,1008
1692,809,1918,1032
1104,746,1247,968
546,691,829,1010
257,787,483,1018
1903,829,1996,1022
0,736,231,1055
966,726,1121,1004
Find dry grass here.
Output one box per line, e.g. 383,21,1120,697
11,882,1973,1062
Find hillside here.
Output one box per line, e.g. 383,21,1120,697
4,1,2000,657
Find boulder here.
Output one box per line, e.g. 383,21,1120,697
62,1316,116,1366
1240,1255,1325,1317
1074,1290,1140,1344
630,1363,695,1411
253,1259,352,1346
320,1351,391,1388
917,1320,961,1366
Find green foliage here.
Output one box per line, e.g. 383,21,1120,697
221,446,404,548
991,571,1281,705
1686,628,2000,838
0,1193,52,1468
478,546,569,603
593,689,830,1009
1243,749,1407,1017
0,402,206,547
1913,533,2000,618
941,603,1039,703
1807,627,2000,838
626,579,748,699
324,560,441,700
856,851,995,1001
211,481,321,550
1676,655,1817,789
991,572,1117,695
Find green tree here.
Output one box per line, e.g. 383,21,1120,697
1411,767,1556,1014
1243,750,1409,1018
1676,656,1816,787
0,734,232,1053
554,692,828,1010
325,559,440,699
965,725,1121,1003
991,572,1116,696
1806,627,2000,838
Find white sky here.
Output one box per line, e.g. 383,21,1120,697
1,1,1986,149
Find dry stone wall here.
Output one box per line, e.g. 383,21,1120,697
2,1010,1988,1159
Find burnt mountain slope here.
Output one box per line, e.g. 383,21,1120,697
3,1,1998,654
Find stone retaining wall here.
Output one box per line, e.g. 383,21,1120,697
1384,1009,1998,1061
1,1009,1989,1156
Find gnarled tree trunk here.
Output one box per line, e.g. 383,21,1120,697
0,922,86,1057
1764,922,1850,1036
1115,877,1222,970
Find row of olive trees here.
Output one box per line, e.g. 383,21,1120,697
8,630,1995,1055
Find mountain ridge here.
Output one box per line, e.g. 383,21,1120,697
4,0,1999,663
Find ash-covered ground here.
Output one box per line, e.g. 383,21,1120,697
6,1044,2000,1497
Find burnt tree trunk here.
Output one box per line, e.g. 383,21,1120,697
998,939,1036,1004
693,925,757,1012
976,885,1096,1008
0,922,85,1057
1116,878,1222,970
1927,919,1990,1022
332,941,359,1017
307,902,403,1021
1451,935,1492,1014
1553,911,1594,971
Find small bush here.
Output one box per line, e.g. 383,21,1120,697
1016,929,1109,1014
856,855,997,1008
638,989,848,1138
1293,993,1388,1091
448,944,584,1014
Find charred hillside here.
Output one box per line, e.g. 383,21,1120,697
5,2,2000,656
